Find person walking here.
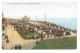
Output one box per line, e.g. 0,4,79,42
40,33,44,40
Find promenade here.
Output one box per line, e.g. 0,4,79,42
2,24,36,49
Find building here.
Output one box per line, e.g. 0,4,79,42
22,15,30,23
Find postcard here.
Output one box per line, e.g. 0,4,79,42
2,2,77,49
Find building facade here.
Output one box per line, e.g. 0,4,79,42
22,15,30,23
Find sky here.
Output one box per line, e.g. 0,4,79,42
2,2,76,19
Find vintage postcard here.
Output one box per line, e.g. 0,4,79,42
2,2,77,49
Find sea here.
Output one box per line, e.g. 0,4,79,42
31,18,77,30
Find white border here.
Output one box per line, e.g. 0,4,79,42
0,0,80,53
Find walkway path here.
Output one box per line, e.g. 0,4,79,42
2,25,36,49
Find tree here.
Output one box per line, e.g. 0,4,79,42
2,18,6,30
2,18,6,24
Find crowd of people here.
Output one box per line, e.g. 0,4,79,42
12,21,71,40
33,22,70,39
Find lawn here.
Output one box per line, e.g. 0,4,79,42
33,37,77,49
17,30,27,39
16,27,40,39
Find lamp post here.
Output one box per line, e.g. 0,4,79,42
45,15,46,22
35,16,37,25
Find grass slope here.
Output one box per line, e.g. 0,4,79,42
33,37,77,49
17,29,39,39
